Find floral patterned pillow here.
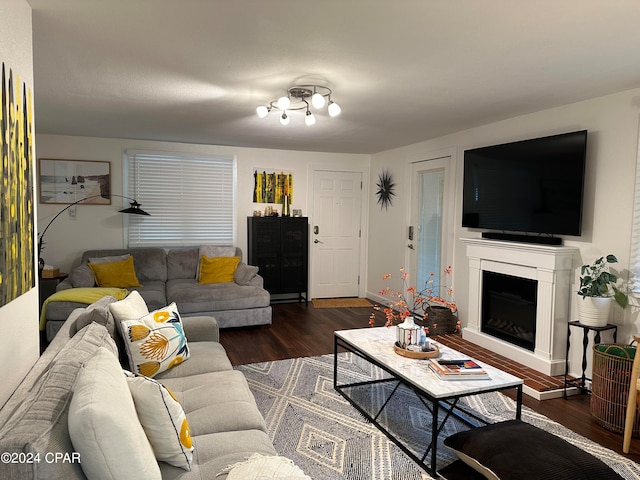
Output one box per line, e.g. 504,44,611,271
120,303,190,377
124,371,194,470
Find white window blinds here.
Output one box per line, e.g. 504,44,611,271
124,151,235,247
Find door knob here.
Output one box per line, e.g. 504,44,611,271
408,244,414,250
314,239,323,244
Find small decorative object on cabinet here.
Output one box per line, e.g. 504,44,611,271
247,216,308,303
282,194,291,217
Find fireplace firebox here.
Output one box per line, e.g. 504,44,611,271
482,271,537,351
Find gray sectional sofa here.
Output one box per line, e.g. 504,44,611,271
42,246,272,341
0,308,281,479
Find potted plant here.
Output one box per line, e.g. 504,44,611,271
577,254,629,326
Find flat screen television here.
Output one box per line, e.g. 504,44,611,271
462,130,587,243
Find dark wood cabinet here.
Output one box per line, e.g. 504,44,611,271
247,216,308,303
39,273,68,309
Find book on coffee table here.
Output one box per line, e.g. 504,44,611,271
427,359,489,380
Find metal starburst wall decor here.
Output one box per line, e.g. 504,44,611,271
376,169,395,210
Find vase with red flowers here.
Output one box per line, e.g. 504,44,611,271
369,266,460,336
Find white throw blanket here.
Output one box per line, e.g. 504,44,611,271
219,454,311,480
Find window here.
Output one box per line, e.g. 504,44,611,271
631,127,640,294
124,151,235,247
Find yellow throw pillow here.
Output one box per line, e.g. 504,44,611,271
89,256,142,288
197,255,240,284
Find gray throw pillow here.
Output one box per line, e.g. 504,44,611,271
69,264,96,287
88,254,131,264
234,264,259,285
70,295,118,338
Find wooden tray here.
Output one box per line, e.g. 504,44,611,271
393,342,440,359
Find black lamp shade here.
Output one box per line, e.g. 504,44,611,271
38,194,151,262
118,201,150,215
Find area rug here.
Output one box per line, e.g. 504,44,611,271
312,298,373,308
236,353,640,480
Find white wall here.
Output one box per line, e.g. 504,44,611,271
368,89,640,378
32,63,640,381
0,0,39,407
36,135,370,274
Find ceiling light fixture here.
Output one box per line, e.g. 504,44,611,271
328,100,342,117
256,85,341,126
305,110,316,126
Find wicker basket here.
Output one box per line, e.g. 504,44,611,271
590,343,640,435
418,306,460,336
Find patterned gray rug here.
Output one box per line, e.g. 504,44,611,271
236,353,640,479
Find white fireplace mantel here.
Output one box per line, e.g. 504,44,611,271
461,238,578,385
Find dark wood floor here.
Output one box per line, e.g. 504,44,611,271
219,302,640,464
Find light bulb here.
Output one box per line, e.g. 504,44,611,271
305,111,316,126
311,92,325,109
277,96,290,110
256,105,269,118
280,112,290,125
328,101,342,117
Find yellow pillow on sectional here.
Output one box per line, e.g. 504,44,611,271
89,256,142,288
197,255,240,284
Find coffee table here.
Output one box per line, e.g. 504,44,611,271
333,327,523,474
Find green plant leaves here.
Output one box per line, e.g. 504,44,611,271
613,287,629,309
578,254,628,308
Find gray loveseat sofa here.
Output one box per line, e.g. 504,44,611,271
0,308,279,479
42,247,272,341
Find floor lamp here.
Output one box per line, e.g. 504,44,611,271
37,194,150,272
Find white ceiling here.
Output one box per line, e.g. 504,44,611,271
27,0,640,154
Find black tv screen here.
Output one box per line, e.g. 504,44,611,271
462,130,587,237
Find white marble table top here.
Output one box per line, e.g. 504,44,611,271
335,327,523,399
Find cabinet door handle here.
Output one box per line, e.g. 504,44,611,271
314,239,323,244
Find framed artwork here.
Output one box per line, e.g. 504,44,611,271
38,159,111,204
253,170,293,204
1,62,35,306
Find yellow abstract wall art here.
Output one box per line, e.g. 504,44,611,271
1,62,35,306
253,171,293,204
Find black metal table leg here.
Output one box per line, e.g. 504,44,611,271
564,321,618,397
564,322,571,398
431,399,439,473
580,327,589,388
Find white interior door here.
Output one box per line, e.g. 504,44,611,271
311,170,362,298
408,157,454,292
